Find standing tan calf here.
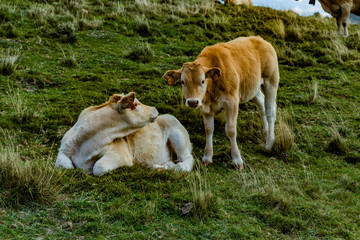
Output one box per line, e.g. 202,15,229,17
164,36,279,169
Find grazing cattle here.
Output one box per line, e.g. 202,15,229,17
224,0,253,6
164,36,279,169
55,92,194,176
301,0,360,36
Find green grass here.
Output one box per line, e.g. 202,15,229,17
0,0,359,239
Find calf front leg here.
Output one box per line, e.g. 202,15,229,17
226,101,243,169
202,113,214,166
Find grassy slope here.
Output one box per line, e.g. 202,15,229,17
0,0,359,239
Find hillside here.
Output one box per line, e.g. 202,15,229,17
1,0,359,239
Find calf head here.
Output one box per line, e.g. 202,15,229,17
164,63,220,108
109,92,158,130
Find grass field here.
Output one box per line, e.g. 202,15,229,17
0,0,359,239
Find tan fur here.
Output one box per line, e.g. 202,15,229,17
164,36,279,169
224,0,253,6
55,93,193,175
317,0,360,36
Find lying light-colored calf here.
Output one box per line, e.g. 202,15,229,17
55,92,194,176
224,0,253,6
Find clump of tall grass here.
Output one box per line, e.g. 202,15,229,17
51,21,78,43
6,88,37,122
272,110,294,153
286,24,303,42
78,18,103,30
0,22,19,38
132,15,151,36
327,128,347,155
61,49,77,67
65,0,89,12
187,161,220,219
308,80,319,104
268,19,285,40
126,42,154,63
327,38,349,62
27,3,55,26
211,14,230,26
0,130,63,208
107,1,125,19
0,2,16,22
0,48,19,76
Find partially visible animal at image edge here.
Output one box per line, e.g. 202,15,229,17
55,92,194,176
301,0,360,36
164,36,279,170
224,0,253,6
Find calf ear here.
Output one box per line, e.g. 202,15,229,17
205,67,221,80
163,70,181,85
110,94,122,103
120,92,136,110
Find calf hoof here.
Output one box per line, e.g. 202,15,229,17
202,161,213,167
156,168,163,172
233,163,244,170
202,156,213,166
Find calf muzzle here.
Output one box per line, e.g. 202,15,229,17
186,99,200,108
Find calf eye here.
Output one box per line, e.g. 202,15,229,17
181,80,185,85
201,80,205,85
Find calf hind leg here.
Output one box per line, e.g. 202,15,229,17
93,149,133,176
252,89,269,143
263,76,279,151
167,127,194,172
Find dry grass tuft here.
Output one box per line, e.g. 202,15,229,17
0,130,63,207
126,42,154,63
6,88,36,122
327,128,347,155
308,80,319,104
188,161,220,219
78,18,103,30
61,49,77,67
273,111,294,153
0,48,19,76
268,19,285,40
327,38,349,62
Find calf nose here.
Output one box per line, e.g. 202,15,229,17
186,99,199,108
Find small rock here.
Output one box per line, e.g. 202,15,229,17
181,202,193,215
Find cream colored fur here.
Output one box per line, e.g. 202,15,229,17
55,93,193,176
224,0,253,6
164,36,279,170
318,0,360,36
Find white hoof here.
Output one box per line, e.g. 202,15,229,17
202,155,213,166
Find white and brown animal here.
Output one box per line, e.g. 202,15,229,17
164,36,279,170
55,92,194,176
224,0,253,6
304,0,360,36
